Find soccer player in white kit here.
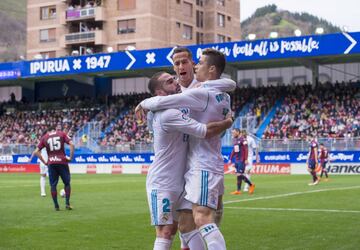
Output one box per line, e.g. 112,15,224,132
138,49,233,250
242,130,259,192
170,47,233,249
146,71,233,250
29,147,48,197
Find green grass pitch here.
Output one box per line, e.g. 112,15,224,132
0,174,359,250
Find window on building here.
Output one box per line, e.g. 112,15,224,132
176,22,181,28
39,28,56,42
196,0,203,6
40,51,56,59
196,32,204,44
118,0,136,10
40,6,56,20
227,37,231,42
183,25,192,40
118,19,136,34
217,13,225,27
227,16,231,21
117,43,136,51
217,0,225,6
183,2,193,17
217,34,226,43
196,11,203,28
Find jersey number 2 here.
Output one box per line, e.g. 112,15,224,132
162,198,170,212
47,137,61,151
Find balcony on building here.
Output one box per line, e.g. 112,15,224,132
63,29,106,46
65,5,105,22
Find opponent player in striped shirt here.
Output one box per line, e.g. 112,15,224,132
228,129,255,195
31,125,75,210
146,71,233,250
306,137,319,186
319,143,330,181
137,48,234,250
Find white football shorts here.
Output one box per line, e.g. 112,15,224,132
147,189,186,226
184,169,224,209
245,159,254,171
39,164,48,175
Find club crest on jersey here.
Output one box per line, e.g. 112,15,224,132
161,213,170,223
181,113,190,121
180,108,190,114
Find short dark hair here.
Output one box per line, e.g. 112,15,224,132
172,47,193,60
232,128,240,133
202,48,226,76
148,71,166,95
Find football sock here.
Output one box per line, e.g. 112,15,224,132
323,169,328,178
312,172,317,182
153,237,172,250
181,230,206,250
199,223,226,250
40,176,46,195
244,174,251,189
236,176,242,191
64,185,71,206
242,175,252,186
51,190,59,208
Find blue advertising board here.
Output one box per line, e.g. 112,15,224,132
0,32,358,79
8,151,360,164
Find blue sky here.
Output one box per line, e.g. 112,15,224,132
241,0,360,32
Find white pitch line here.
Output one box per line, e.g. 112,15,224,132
224,185,360,204
225,207,360,214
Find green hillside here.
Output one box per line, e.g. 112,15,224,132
241,4,342,39
0,0,26,62
0,0,26,20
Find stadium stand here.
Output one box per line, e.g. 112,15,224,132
263,82,360,140
0,81,359,154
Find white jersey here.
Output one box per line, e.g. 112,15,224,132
180,78,198,92
246,135,257,163
39,148,48,167
39,148,48,175
141,78,235,174
146,108,206,192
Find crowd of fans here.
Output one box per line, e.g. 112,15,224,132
0,108,98,145
96,93,152,149
263,82,360,139
0,81,359,151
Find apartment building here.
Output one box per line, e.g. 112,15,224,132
26,0,241,59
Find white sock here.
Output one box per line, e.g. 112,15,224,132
153,237,172,250
179,233,190,250
40,176,46,195
199,223,226,250
181,230,206,250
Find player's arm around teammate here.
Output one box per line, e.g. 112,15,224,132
145,72,233,250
